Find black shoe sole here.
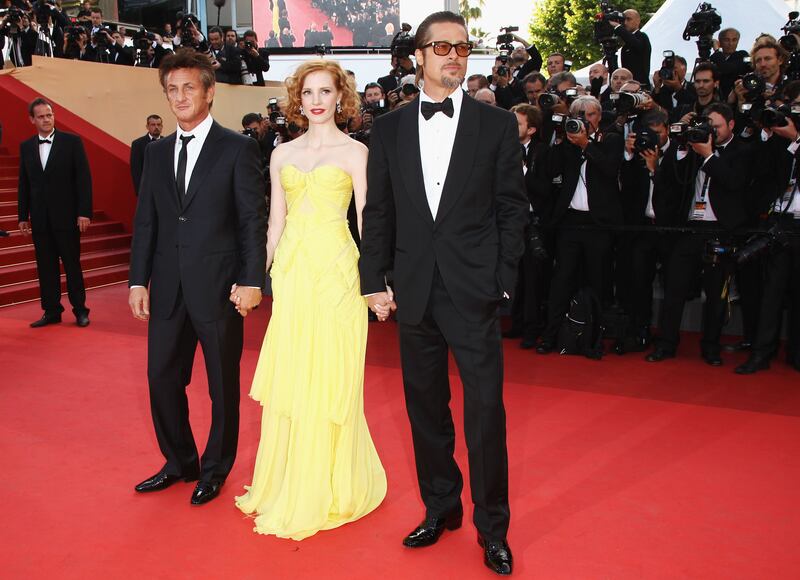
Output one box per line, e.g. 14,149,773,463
402,514,462,548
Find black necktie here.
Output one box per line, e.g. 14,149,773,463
176,134,195,197
421,97,454,120
38,138,52,144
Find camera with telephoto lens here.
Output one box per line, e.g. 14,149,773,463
565,115,590,135
242,127,259,139
362,99,387,118
737,222,791,264
390,22,414,58
93,26,113,46
538,88,578,110
267,97,285,125
634,126,660,153
527,214,548,261
741,72,766,100
703,238,736,264
659,50,675,81
132,27,156,51
753,103,800,128
611,91,649,116
669,116,716,146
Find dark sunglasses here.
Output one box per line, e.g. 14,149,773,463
419,41,473,57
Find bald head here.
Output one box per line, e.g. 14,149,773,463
474,88,497,106
610,68,633,92
623,9,641,32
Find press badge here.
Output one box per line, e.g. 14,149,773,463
692,201,707,219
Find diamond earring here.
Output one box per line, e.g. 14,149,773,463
336,102,342,114
299,106,305,116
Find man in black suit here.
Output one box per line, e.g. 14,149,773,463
18,97,92,328
653,55,697,122
359,11,528,576
129,114,163,196
207,26,242,84
609,9,652,88
646,103,751,365
128,51,266,505
710,28,750,102
537,95,624,353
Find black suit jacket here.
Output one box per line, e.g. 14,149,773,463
615,28,651,87
710,49,750,101
129,121,267,321
674,138,752,230
548,132,625,226
359,94,529,325
18,130,92,231
524,141,554,221
129,134,160,195
211,45,242,84
620,141,681,226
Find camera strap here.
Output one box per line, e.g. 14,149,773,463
692,173,711,220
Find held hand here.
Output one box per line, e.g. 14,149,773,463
231,285,262,317
733,79,747,103
625,132,637,155
19,221,31,235
129,287,150,321
773,122,799,141
77,217,90,233
640,148,659,173
367,289,396,322
679,111,697,125
690,133,714,159
566,125,589,149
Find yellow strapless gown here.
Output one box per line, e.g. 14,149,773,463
235,164,387,540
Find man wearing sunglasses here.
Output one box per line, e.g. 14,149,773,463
360,11,528,576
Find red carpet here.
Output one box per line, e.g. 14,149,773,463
2,284,800,578
268,1,354,45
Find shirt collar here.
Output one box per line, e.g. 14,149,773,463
661,138,670,153
420,86,463,109
177,114,213,141
39,129,55,141
717,135,733,149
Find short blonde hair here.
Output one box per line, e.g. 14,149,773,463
285,59,360,129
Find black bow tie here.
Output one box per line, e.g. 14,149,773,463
421,98,454,120
38,138,52,145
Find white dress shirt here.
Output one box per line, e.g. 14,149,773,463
38,129,55,169
418,87,463,219
645,138,671,219
568,134,596,212
687,137,732,222
174,113,214,184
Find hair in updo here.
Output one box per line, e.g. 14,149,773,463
284,59,360,129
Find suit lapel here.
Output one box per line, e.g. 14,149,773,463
434,94,479,224
26,138,44,177
182,122,224,211
42,130,62,174
397,100,434,226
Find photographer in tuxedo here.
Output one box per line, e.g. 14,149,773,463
128,50,266,505
129,114,163,196
536,96,624,354
646,103,752,365
710,28,750,101
359,11,528,575
609,9,652,87
18,98,92,328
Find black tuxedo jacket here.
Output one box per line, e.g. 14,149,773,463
211,45,242,84
359,94,529,325
129,121,267,321
524,141,554,221
752,134,799,218
18,130,92,230
710,50,750,100
674,138,753,230
616,28,652,87
548,132,625,226
620,141,681,226
129,134,159,195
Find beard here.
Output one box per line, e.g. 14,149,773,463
441,73,464,90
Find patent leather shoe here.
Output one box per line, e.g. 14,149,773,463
478,535,513,575
190,481,223,505
645,347,675,362
701,351,723,366
30,314,61,328
723,340,752,352
535,340,554,354
734,354,770,375
135,470,197,493
402,511,463,548
76,312,90,327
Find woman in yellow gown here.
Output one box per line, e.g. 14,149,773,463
234,60,387,540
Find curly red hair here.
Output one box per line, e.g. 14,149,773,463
284,59,360,129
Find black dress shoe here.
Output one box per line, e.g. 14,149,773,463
535,340,554,355
135,470,197,493
75,312,90,327
0,230,9,237
723,340,752,352
734,354,770,375
478,535,513,575
402,511,462,548
30,314,62,328
645,347,675,362
191,481,223,505
702,351,723,366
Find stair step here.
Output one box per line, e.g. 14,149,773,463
0,189,17,203
0,167,17,178
0,156,20,169
0,232,132,265
0,263,130,307
0,221,125,249
0,247,131,285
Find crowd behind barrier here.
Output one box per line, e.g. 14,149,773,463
6,1,799,374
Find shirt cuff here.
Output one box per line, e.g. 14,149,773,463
624,150,634,161
130,285,145,289
788,139,800,155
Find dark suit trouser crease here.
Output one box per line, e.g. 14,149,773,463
629,230,674,331
147,289,243,483
509,219,553,340
32,222,87,316
398,267,510,541
657,232,729,354
543,210,613,342
752,234,800,360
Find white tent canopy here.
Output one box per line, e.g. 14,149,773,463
573,0,790,83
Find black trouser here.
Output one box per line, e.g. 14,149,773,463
628,227,675,332
751,219,800,363
147,290,243,484
509,215,554,340
31,220,87,316
734,256,763,344
398,266,509,541
542,210,613,342
656,230,732,354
